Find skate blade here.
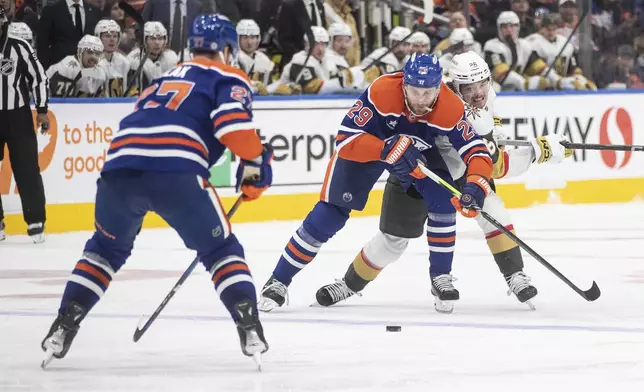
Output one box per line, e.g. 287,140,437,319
526,300,536,311
434,300,455,314
41,348,55,370
252,352,262,371
257,298,279,313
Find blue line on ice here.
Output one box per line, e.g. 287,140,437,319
2,310,643,334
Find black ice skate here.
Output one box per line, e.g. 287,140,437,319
257,275,288,312
506,271,537,310
40,302,87,369
315,279,361,307
430,274,459,314
234,299,269,370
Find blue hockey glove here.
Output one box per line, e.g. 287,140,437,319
235,143,274,201
451,175,492,218
381,135,427,184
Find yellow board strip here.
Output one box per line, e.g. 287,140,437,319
3,177,644,235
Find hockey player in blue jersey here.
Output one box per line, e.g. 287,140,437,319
41,15,273,368
258,53,493,312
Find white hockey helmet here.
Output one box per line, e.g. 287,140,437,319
448,28,474,46
328,22,353,40
304,26,330,44
77,34,104,63
388,26,411,43
448,51,491,85
409,31,430,46
8,22,33,44
95,19,121,36
497,11,520,29
236,19,260,36
144,21,168,39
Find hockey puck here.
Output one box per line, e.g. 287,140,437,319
386,325,402,332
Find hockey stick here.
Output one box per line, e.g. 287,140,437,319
293,26,316,84
416,161,601,302
119,1,148,96
133,194,245,342
498,139,644,152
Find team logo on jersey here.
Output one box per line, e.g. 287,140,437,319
342,192,353,202
405,135,432,152
386,119,398,130
418,66,429,75
0,58,15,76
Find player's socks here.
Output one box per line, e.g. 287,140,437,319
58,256,115,315
210,256,258,320
426,212,456,277
272,226,323,285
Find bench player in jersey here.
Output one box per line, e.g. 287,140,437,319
315,52,573,313
46,35,107,97
41,15,273,368
96,19,130,97
258,53,493,312
525,13,596,91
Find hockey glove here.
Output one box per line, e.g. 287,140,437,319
235,143,274,201
531,134,573,164
381,135,427,185
451,175,492,218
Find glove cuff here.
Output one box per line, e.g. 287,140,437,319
467,175,492,196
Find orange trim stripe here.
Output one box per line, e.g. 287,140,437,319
319,152,338,202
76,263,111,287
212,263,250,284
463,146,491,164
427,235,456,243
287,242,314,262
204,184,232,234
110,136,208,157
214,112,250,128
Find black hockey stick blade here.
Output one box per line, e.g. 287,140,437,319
582,281,601,302
133,195,245,342
118,1,144,25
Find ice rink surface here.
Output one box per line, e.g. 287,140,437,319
1,203,643,392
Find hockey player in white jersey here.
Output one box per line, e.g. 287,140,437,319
483,11,551,91
8,22,33,46
360,26,411,75
324,22,367,91
95,19,130,97
127,22,179,90
525,13,596,91
46,35,107,97
236,19,275,95
314,51,573,313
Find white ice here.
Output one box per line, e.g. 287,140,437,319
1,203,643,392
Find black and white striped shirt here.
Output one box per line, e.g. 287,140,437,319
0,32,49,113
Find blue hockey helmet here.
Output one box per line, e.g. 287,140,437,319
403,53,443,88
188,14,238,56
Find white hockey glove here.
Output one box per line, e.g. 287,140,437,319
531,134,573,164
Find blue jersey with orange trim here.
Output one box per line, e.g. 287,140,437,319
102,58,257,179
335,72,492,172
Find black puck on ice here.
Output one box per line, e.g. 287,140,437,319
386,325,402,332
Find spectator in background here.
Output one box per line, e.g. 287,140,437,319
277,0,327,70
87,0,105,11
142,0,209,53
324,0,360,66
38,0,103,68
110,1,126,30
510,0,537,37
534,7,550,30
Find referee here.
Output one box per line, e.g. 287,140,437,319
0,6,50,243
